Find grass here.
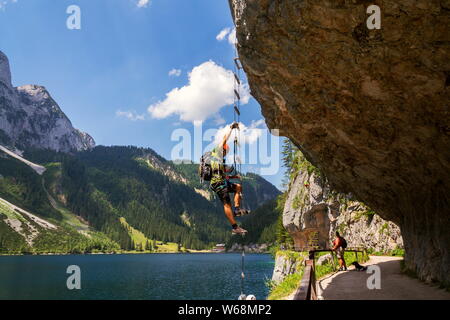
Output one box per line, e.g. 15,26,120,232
0,199,26,221
156,241,183,252
58,206,90,231
267,272,304,300
120,217,185,253
315,261,335,279
120,217,151,250
367,247,405,257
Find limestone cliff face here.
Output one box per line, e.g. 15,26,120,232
230,0,449,285
271,251,306,284
283,168,403,253
0,51,95,152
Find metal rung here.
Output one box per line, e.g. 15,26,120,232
234,89,241,100
234,106,241,116
234,73,241,85
234,58,242,70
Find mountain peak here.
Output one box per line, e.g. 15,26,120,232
16,84,50,100
0,51,95,152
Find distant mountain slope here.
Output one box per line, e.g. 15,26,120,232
0,152,61,221
0,51,94,152
5,146,228,249
0,145,46,174
0,195,120,254
0,151,120,254
172,162,281,210
0,144,283,253
0,197,57,246
66,146,230,249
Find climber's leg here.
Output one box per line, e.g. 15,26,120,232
223,202,237,226
234,183,242,208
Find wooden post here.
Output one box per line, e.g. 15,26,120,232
294,263,312,300
305,259,315,300
310,255,317,300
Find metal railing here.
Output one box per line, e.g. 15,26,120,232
293,247,367,300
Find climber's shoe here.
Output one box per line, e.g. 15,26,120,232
232,226,248,235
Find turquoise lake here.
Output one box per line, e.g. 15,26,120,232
0,253,274,300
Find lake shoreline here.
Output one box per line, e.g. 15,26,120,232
0,251,271,257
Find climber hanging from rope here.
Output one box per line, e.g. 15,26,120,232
197,44,250,235
207,122,250,235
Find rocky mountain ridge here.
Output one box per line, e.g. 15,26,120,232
0,50,94,152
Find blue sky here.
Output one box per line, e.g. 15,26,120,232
0,0,285,189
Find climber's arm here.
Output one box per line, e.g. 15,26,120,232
219,122,239,149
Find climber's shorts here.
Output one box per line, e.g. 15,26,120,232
210,181,238,205
336,247,345,259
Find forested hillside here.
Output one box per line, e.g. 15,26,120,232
64,146,230,249
0,155,120,254
0,145,280,253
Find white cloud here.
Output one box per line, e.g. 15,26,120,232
216,27,237,46
148,60,250,124
214,120,266,146
228,28,237,45
168,68,182,77
137,0,149,8
213,114,226,125
216,28,231,41
116,110,146,121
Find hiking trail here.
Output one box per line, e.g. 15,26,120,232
316,256,450,300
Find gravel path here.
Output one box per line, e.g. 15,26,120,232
317,256,450,300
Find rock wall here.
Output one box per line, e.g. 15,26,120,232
230,0,449,286
271,251,307,283
284,168,403,253
0,51,94,152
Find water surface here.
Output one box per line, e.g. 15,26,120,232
0,253,274,300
